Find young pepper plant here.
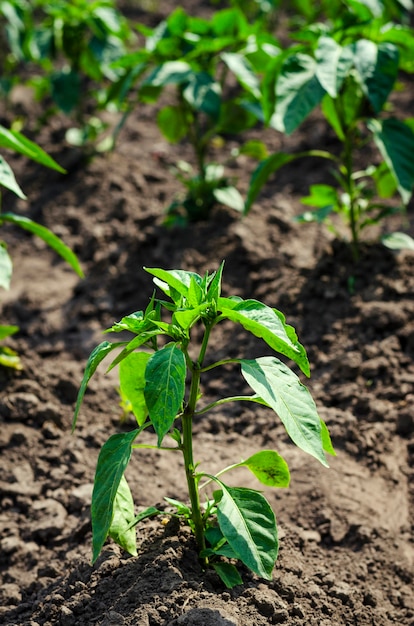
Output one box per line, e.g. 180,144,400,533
107,7,279,223
245,13,414,259
73,264,334,587
0,124,84,368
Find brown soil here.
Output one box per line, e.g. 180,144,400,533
1,6,414,625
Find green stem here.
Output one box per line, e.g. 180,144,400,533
180,324,214,566
343,130,359,262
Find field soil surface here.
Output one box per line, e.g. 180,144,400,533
1,5,414,625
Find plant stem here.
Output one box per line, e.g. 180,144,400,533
343,130,359,261
181,324,214,566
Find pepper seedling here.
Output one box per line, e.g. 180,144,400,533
73,263,334,587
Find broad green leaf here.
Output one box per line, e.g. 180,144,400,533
0,243,12,290
0,156,26,198
92,429,139,563
183,73,221,120
270,53,326,134
215,482,278,580
145,267,202,300
143,61,192,87
108,474,137,557
212,562,243,588
73,341,124,430
213,186,244,212
0,324,19,340
0,214,83,277
0,125,65,173
236,450,290,487
221,52,260,99
0,346,22,370
382,232,414,251
352,40,399,113
241,358,328,466
119,352,151,426
219,299,310,376
144,343,186,446
157,105,189,143
173,303,208,330
188,274,203,307
368,118,414,204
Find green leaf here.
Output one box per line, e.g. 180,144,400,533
301,184,338,208
212,562,243,588
51,69,81,114
126,506,162,530
73,341,124,430
271,53,326,134
0,243,12,290
352,40,399,113
221,52,260,99
92,429,139,563
321,94,345,141
0,155,26,198
367,118,414,205
157,105,189,143
244,150,334,215
215,482,278,580
0,324,19,340
382,232,414,251
213,186,244,212
0,346,22,370
183,73,221,120
240,357,328,467
0,213,83,278
144,343,186,446
219,299,310,376
320,419,336,456
0,125,65,173
145,267,202,300
108,474,137,557
119,352,151,426
206,261,224,304
236,450,290,488
144,61,192,87
315,38,354,98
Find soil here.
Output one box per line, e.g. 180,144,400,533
1,5,414,625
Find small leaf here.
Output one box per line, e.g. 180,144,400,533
215,482,278,580
213,186,244,212
0,324,19,341
119,352,151,426
212,562,243,588
0,156,26,198
73,341,124,430
301,184,338,208
183,73,221,120
0,346,22,370
241,357,328,467
0,244,12,290
92,429,139,563
145,267,202,300
237,450,290,488
206,261,225,304
157,105,189,143
108,474,137,557
382,232,414,251
144,343,186,446
144,61,192,87
320,419,336,456
352,40,399,113
0,213,83,277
